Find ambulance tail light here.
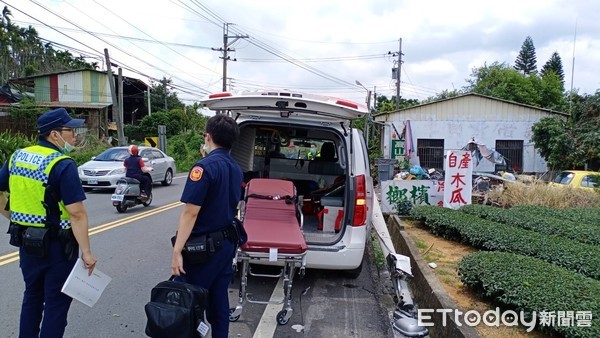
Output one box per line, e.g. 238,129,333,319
208,92,232,99
352,174,367,226
335,99,359,109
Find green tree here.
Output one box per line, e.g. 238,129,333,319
466,62,540,105
1,6,95,85
375,95,419,112
149,77,185,112
465,62,566,110
514,36,537,75
138,111,183,137
541,51,565,90
531,90,600,170
421,89,462,104
181,103,207,132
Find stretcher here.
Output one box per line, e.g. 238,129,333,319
229,178,307,325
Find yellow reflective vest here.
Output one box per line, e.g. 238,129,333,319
8,145,72,229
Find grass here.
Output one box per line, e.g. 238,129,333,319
369,230,386,270
487,180,600,208
413,238,428,250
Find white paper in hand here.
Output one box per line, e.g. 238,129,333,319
61,258,111,307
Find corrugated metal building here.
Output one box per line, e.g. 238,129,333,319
8,69,148,138
373,93,568,174
33,70,112,104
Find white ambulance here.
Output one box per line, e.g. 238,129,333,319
201,90,374,277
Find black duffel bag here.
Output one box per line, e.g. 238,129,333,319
145,276,209,338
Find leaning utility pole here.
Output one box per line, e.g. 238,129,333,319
212,23,249,92
104,49,124,145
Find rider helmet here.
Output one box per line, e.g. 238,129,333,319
128,145,139,156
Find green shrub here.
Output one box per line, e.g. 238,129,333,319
459,251,600,338
167,131,204,172
510,205,600,228
0,131,35,165
410,205,600,280
396,200,413,215
459,204,600,246
70,134,110,166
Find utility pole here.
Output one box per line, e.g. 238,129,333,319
388,38,403,110
396,38,402,110
147,85,151,116
118,67,125,144
162,78,168,111
365,89,372,147
212,23,249,92
104,48,124,145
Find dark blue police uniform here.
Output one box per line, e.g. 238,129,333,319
177,148,243,338
0,139,86,338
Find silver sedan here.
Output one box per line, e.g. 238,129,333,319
78,146,176,191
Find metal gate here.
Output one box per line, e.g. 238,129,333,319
416,139,444,170
495,140,523,172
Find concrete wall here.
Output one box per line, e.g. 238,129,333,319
387,215,480,338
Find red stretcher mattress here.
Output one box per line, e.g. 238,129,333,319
241,179,307,254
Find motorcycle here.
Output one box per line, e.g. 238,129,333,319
111,177,152,213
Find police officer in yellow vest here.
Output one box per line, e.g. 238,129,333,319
0,108,97,338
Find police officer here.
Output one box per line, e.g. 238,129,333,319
0,108,97,338
171,114,243,338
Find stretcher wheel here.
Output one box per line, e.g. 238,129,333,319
276,310,289,325
228,308,240,322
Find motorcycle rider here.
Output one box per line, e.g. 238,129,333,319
123,145,153,198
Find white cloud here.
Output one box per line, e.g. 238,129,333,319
4,0,599,106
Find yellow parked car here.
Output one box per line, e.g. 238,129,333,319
550,170,600,190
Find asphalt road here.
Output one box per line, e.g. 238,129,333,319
0,174,393,338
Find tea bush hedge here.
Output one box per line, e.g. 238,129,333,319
459,204,600,246
510,205,600,228
459,251,600,338
409,206,600,280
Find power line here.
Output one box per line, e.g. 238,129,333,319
237,54,387,63
25,0,212,95
14,20,214,50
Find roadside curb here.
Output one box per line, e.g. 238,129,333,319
386,214,481,338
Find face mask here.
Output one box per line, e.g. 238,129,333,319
57,133,75,154
203,144,211,155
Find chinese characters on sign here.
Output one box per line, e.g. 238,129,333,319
391,139,405,160
381,180,444,213
443,150,473,209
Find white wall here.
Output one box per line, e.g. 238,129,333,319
377,95,559,174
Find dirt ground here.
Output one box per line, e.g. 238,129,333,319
401,218,553,338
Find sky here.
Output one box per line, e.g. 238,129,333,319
2,0,599,111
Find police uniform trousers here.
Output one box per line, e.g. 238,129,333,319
19,237,76,338
177,238,234,338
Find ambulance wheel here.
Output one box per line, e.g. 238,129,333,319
116,204,128,213
228,308,240,322
276,310,289,325
344,261,363,279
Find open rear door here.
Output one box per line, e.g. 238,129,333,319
201,90,368,123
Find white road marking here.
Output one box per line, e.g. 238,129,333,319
253,276,284,338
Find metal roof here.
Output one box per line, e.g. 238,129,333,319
34,101,111,109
